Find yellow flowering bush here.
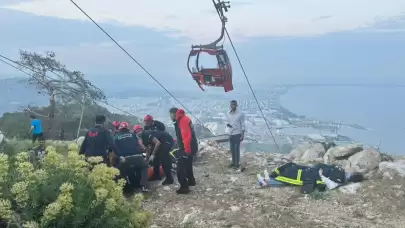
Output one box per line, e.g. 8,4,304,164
0,140,151,228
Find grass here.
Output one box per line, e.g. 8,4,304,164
309,189,330,200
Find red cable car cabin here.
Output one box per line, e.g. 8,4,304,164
187,47,233,92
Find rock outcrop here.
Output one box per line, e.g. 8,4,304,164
144,140,405,228
286,142,399,178
379,160,405,178
348,148,381,173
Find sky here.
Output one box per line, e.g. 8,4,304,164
1,0,405,91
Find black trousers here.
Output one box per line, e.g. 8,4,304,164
153,147,173,180
177,153,195,189
118,155,148,187
32,132,44,143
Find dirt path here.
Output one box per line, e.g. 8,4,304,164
143,147,405,228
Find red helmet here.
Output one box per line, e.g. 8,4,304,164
143,115,153,122
132,125,143,133
118,122,129,130
112,121,120,127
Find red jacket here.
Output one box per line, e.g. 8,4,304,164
175,109,196,154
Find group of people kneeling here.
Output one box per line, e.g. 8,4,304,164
79,108,198,194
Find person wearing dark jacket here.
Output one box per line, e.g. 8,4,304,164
134,125,174,185
169,107,198,194
79,115,117,163
143,115,166,131
114,122,149,192
263,162,364,194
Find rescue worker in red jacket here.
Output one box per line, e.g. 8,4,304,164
169,107,198,194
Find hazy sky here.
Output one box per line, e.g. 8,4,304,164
1,0,405,90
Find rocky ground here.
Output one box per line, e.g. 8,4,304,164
143,142,405,228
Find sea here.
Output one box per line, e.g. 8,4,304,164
280,86,405,155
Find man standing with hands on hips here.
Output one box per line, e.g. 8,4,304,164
226,100,245,169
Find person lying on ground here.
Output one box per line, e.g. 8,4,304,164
143,115,166,131
114,122,149,192
79,115,117,164
257,162,364,194
134,125,175,185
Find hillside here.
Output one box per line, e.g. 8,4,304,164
144,142,405,228
0,102,141,140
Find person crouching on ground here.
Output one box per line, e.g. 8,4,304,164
133,125,174,185
169,107,198,194
114,122,149,193
79,115,117,164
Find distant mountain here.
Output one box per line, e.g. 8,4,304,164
0,77,47,116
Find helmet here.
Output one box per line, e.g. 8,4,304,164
143,115,153,122
112,121,120,127
118,122,129,130
132,125,143,133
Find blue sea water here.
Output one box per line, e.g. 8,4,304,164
280,86,405,155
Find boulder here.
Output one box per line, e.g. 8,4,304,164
348,148,381,173
379,160,405,177
301,143,326,162
288,144,312,160
332,144,363,159
323,148,336,164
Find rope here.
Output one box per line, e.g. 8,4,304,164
212,1,281,153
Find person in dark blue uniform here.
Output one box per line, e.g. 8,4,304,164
79,115,117,164
134,125,174,185
114,122,149,192
143,115,166,131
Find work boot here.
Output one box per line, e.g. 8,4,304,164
188,179,196,186
162,178,174,185
141,185,149,193
176,188,190,195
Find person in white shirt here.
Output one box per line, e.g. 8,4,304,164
226,100,245,168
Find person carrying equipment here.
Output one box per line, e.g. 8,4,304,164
134,125,174,185
143,115,166,131
169,107,198,194
258,162,364,194
79,115,117,164
114,122,149,193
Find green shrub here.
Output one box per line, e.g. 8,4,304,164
0,141,151,228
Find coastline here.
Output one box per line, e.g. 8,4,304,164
278,86,403,155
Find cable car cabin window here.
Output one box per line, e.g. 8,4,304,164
217,53,227,66
196,52,220,71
